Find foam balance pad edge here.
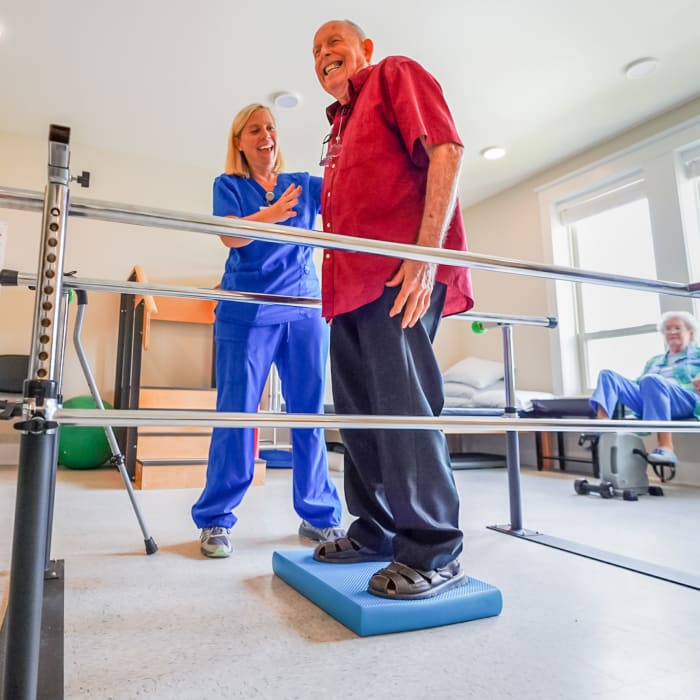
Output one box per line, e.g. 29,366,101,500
272,549,502,636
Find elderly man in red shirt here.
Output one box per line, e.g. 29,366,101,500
311,19,474,599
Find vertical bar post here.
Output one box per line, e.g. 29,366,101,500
2,124,71,700
501,324,524,532
2,429,58,700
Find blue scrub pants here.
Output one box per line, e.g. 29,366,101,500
330,284,463,572
590,369,697,421
191,314,341,530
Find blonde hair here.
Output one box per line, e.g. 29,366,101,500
224,103,285,177
658,310,698,340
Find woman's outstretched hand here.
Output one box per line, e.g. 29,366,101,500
268,184,302,223
219,184,303,248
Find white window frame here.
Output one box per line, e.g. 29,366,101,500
537,116,700,396
679,141,700,318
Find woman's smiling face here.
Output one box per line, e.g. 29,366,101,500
235,108,277,170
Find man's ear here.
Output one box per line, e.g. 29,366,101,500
362,38,374,63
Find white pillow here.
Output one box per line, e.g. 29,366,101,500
442,356,504,389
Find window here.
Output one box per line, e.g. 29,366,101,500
567,197,660,389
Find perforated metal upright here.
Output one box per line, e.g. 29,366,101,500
1,125,72,700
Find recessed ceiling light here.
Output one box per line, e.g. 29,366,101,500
623,57,659,80
480,146,506,160
272,92,301,109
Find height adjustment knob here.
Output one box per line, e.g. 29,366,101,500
71,170,91,188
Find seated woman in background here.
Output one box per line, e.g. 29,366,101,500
590,310,700,465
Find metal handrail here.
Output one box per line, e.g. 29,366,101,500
5,271,561,328
1,185,696,297
451,311,557,328
51,409,700,434
6,270,321,309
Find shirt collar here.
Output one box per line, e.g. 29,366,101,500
325,64,375,123
662,342,696,361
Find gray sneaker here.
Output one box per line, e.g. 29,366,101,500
200,526,232,558
298,520,346,542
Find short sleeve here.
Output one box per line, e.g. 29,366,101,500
380,57,463,168
212,176,244,217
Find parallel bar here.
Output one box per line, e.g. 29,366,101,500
451,311,557,328
9,271,320,309
10,272,566,326
7,273,563,332
0,185,695,297
49,409,700,433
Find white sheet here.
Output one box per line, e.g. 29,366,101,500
443,379,555,412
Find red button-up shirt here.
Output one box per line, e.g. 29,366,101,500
320,56,474,320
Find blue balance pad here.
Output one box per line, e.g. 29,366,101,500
272,549,502,636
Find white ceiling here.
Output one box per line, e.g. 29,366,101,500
2,1,700,207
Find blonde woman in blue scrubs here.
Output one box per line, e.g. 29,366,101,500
192,104,344,557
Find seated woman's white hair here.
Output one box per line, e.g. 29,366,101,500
657,310,697,339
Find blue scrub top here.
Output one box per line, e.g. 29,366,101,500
213,172,322,326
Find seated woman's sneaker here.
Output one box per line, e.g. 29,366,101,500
647,447,678,465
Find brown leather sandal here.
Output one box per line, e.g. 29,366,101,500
313,536,391,564
368,560,467,599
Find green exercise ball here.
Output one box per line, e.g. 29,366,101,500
58,395,113,469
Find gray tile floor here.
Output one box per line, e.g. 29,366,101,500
2,461,700,699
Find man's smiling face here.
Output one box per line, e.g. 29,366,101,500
313,21,373,104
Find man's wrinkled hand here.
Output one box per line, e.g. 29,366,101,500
385,260,437,328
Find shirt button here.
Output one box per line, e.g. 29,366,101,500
325,253,331,259
326,192,331,197
326,223,331,228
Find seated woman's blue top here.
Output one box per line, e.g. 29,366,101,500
213,171,322,327
640,343,700,418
